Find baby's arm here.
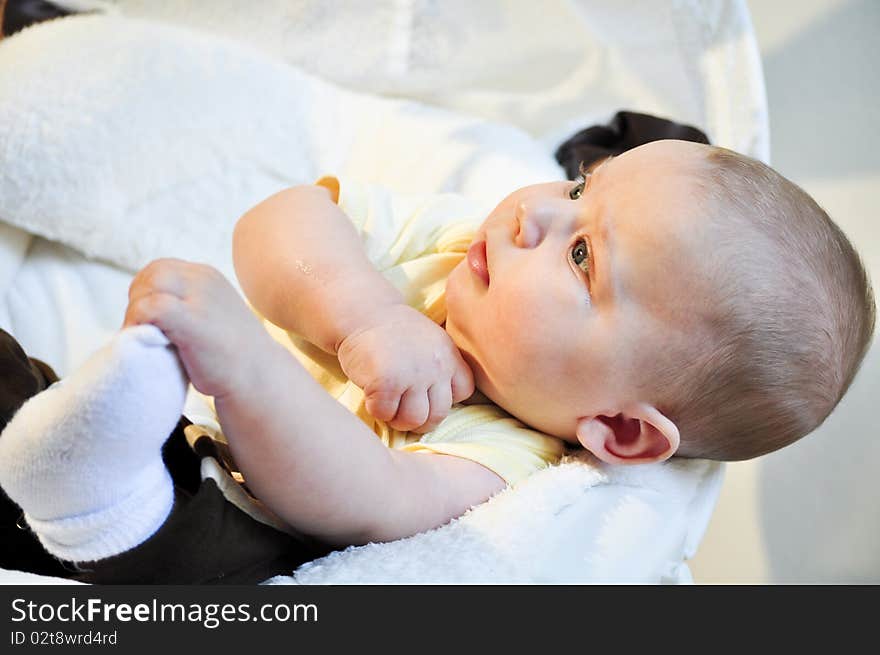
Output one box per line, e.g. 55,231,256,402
214,334,504,545
233,184,396,356
233,184,473,432
123,260,504,545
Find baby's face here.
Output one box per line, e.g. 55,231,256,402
445,140,713,444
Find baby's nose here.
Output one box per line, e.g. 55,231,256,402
514,200,555,248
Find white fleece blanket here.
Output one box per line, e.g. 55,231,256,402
0,14,559,285
276,452,722,584
0,7,749,583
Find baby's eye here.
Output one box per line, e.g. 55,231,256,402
570,238,591,274
568,173,590,200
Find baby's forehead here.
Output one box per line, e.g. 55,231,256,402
597,141,708,202
615,139,711,167
601,151,709,247
599,152,718,320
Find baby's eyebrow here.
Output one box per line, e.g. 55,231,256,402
578,155,615,178
585,156,616,303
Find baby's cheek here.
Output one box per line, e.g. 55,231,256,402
490,294,553,380
502,272,554,329
443,264,461,305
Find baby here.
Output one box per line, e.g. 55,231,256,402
0,140,874,583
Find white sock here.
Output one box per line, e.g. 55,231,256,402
0,324,188,563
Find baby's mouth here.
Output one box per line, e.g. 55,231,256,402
466,240,490,286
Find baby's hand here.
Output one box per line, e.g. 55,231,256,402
337,304,475,433
123,259,276,400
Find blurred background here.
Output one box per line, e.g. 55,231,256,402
690,0,879,583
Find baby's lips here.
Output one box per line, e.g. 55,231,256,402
466,240,490,286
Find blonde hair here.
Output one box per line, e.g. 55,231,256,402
665,147,875,460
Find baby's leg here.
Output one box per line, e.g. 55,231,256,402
0,325,187,563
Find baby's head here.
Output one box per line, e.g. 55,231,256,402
444,140,875,463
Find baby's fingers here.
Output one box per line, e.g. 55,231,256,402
387,387,430,432
127,258,192,304
123,291,185,334
364,388,403,424
410,383,452,434
450,356,475,404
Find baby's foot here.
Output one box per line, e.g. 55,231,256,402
0,325,187,562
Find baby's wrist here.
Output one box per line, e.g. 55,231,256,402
330,292,407,355
216,334,288,404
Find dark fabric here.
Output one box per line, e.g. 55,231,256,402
0,328,71,577
554,110,711,180
0,328,330,583
161,417,204,497
74,480,327,585
0,328,58,433
1,0,74,38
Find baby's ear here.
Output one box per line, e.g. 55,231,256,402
576,403,680,465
